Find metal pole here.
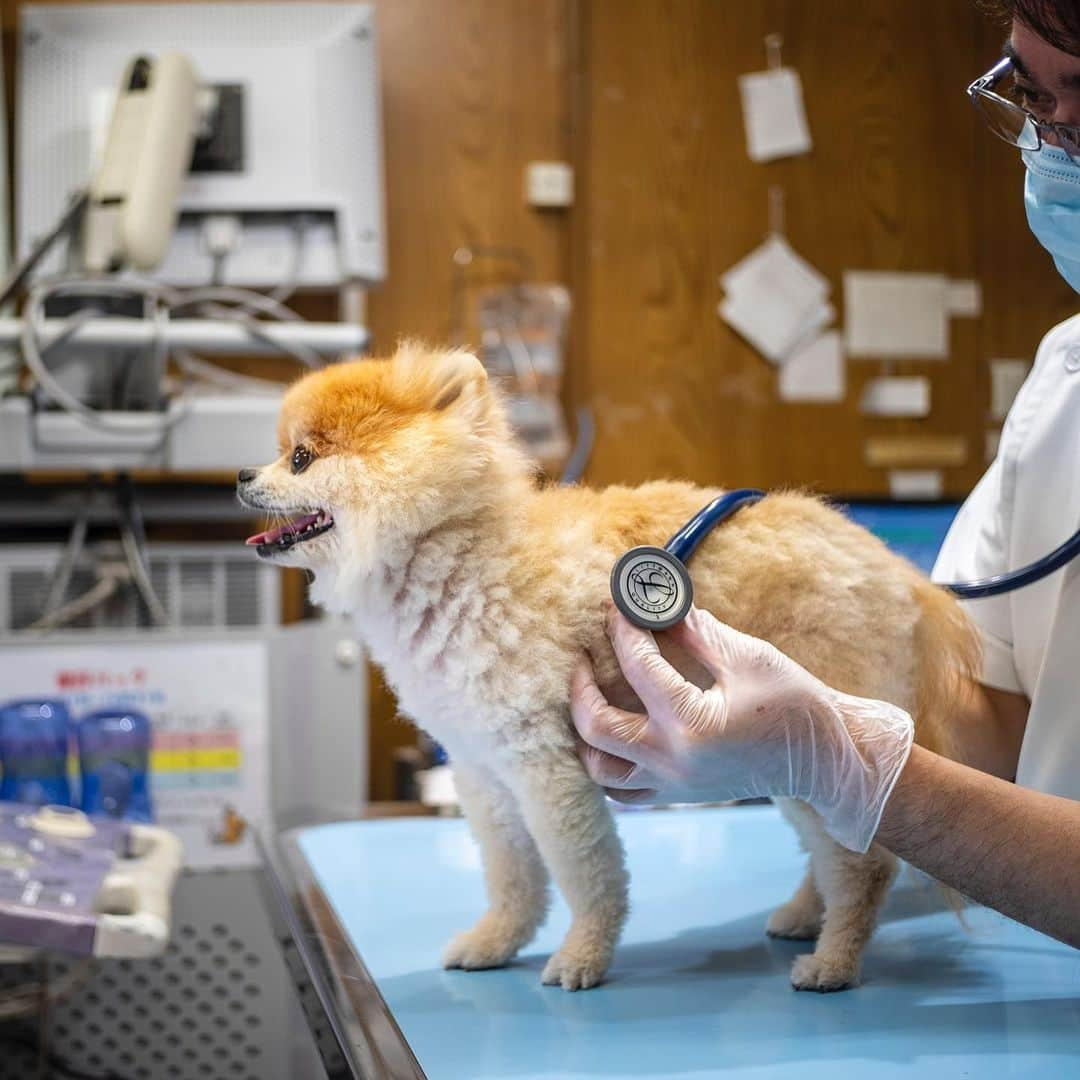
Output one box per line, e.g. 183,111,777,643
0,317,368,356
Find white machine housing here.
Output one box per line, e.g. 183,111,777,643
18,2,386,287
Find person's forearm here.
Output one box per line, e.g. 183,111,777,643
944,680,1029,779
874,744,1080,947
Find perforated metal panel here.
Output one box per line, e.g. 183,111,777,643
8,567,48,630
0,542,280,633
0,870,326,1079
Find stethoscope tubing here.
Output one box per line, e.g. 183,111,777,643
611,490,1080,631
665,489,766,562
941,526,1080,598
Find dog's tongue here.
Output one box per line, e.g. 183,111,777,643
245,512,320,546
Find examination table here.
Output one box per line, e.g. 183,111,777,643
278,805,1079,1079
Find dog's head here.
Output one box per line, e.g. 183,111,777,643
237,343,524,587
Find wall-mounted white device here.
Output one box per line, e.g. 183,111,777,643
84,52,200,272
18,3,386,288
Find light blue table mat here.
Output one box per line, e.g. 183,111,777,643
298,806,1080,1079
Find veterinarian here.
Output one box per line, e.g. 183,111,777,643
572,0,1080,950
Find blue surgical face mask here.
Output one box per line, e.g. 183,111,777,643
1023,142,1080,292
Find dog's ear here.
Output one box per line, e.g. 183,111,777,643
431,351,488,411
393,342,489,419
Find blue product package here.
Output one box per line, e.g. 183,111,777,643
76,709,153,822
0,699,73,807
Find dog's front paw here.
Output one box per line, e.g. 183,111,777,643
766,901,822,941
540,942,610,991
789,953,859,992
442,925,521,971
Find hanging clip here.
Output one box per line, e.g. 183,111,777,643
765,33,783,71
768,185,785,237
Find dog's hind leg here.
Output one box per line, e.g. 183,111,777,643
777,799,897,991
796,837,897,991
766,865,824,941
514,753,628,991
442,762,551,971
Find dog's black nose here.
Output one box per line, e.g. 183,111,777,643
237,468,257,484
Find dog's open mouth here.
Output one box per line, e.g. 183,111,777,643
245,510,335,557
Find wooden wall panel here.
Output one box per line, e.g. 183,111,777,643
363,0,571,798
573,0,1069,496
367,0,570,346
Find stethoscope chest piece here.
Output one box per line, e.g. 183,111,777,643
611,545,694,631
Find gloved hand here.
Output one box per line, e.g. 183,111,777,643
571,606,915,854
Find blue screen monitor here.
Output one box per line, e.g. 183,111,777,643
838,501,961,576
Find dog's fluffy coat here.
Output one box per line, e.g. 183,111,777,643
242,344,978,991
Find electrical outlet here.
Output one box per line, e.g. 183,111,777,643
525,162,574,208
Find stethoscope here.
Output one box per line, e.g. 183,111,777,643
611,489,1080,631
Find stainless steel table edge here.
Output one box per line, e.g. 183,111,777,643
260,826,428,1080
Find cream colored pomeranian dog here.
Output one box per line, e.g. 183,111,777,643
238,343,978,992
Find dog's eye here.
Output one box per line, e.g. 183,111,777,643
291,445,314,474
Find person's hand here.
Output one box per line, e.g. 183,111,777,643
570,606,915,853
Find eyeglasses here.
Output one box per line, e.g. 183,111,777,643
967,56,1080,163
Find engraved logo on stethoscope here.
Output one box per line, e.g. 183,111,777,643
627,560,679,614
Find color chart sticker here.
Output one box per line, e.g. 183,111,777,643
0,638,270,870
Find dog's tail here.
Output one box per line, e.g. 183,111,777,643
909,575,982,761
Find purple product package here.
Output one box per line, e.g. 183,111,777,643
0,801,131,953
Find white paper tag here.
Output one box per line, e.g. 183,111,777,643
844,271,949,359
719,235,833,363
860,376,931,417
722,297,834,366
778,330,845,401
946,279,982,317
989,359,1029,420
888,469,944,500
721,234,830,299
738,67,813,163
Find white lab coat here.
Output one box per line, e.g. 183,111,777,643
934,313,1080,800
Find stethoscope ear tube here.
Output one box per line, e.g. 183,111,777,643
941,524,1080,598
610,487,1080,634
665,489,766,563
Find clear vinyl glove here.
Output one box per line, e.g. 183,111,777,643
571,606,915,854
